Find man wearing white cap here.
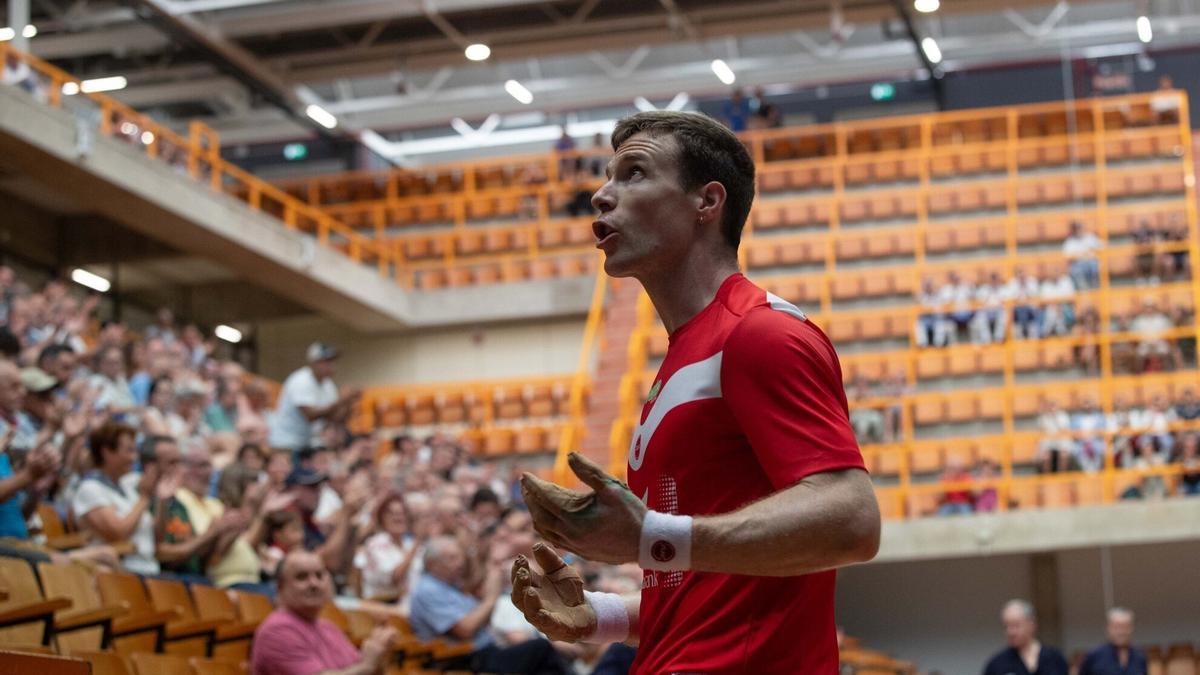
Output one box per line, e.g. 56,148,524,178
268,342,361,453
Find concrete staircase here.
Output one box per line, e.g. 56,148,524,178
578,277,644,474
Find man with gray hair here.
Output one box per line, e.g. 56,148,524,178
408,535,570,674
1079,607,1147,675
982,599,1069,675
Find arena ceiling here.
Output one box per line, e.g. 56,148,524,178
10,0,1200,158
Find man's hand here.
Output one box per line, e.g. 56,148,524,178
154,470,182,503
510,543,596,643
137,465,161,499
520,453,645,564
359,624,399,668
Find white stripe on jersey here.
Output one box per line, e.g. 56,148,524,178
628,351,723,472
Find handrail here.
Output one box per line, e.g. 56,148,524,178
0,45,393,280
553,259,609,485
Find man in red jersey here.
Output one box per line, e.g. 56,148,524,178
511,111,881,674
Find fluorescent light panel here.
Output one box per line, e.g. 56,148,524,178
214,325,243,343
1136,16,1153,43
921,37,943,64
914,0,939,13
504,79,533,104
305,104,338,129
80,76,127,93
464,43,491,61
70,268,111,293
710,59,736,85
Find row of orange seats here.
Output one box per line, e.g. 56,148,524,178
411,252,597,289
391,219,593,262
368,376,577,429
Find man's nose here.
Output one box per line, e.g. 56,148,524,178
591,181,615,213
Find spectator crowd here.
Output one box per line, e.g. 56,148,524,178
0,265,639,674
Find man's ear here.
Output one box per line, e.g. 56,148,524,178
695,181,727,228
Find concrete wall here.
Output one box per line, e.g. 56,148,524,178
255,314,586,386
837,539,1200,675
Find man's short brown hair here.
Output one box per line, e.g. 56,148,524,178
88,421,137,468
611,111,756,250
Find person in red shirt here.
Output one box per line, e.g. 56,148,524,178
512,111,880,674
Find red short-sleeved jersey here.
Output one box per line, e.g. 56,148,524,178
626,273,865,675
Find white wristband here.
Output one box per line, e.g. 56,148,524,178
639,510,694,571
583,591,630,644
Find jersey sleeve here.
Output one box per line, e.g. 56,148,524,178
721,308,865,491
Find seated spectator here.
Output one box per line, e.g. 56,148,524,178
237,378,272,445
720,88,752,132
1071,397,1108,473
158,441,247,584
1170,303,1196,366
880,374,909,443
89,346,138,421
286,466,367,574
1150,74,1180,124
71,421,164,575
1160,213,1190,283
552,130,577,180
0,410,60,539
1039,271,1075,337
915,277,948,347
973,460,999,513
982,600,1068,675
2,52,40,96
173,377,213,443
204,365,242,433
1132,220,1159,284
1007,267,1042,339
236,442,266,473
1072,307,1102,375
265,448,293,492
410,536,571,674
971,271,1009,344
354,493,419,601
212,462,292,595
847,380,884,445
1037,401,1077,474
1139,395,1177,454
251,550,399,675
940,271,976,343
1121,437,1167,500
1063,222,1102,290
1177,433,1200,497
259,509,303,581
937,457,974,517
1130,300,1174,372
1175,388,1200,421
142,376,188,439
1079,608,1147,675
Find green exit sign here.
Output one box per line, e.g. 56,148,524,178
870,83,896,101
283,143,308,160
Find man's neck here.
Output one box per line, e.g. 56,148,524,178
639,254,740,334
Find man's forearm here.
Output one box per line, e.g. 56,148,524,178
0,468,32,503
689,468,880,577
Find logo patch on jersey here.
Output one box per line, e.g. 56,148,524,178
645,380,662,404
628,352,723,472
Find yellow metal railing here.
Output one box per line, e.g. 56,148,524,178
553,260,609,484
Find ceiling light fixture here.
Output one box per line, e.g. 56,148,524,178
711,59,736,85
1136,15,1152,43
215,325,243,343
504,79,533,104
61,82,80,96
70,268,111,293
465,43,491,61
921,37,943,64
305,104,338,129
914,0,939,12
80,76,128,93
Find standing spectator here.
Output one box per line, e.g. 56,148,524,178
936,457,974,516
237,378,273,445
971,271,1010,344
269,343,360,454
1037,400,1076,474
1078,608,1148,675
1063,222,1103,290
880,374,909,443
1008,267,1042,339
1130,300,1174,372
409,536,571,674
720,89,752,132
915,277,949,347
982,600,1069,675
553,129,577,181
205,365,242,433
144,307,177,344
1177,433,1200,496
71,422,167,576
128,338,167,406
940,271,976,343
251,550,399,675
1039,271,1075,337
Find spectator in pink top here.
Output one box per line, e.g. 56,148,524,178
252,550,398,675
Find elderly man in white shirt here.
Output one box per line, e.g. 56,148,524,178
268,342,361,453
1039,272,1076,337
939,271,977,344
1006,267,1042,339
